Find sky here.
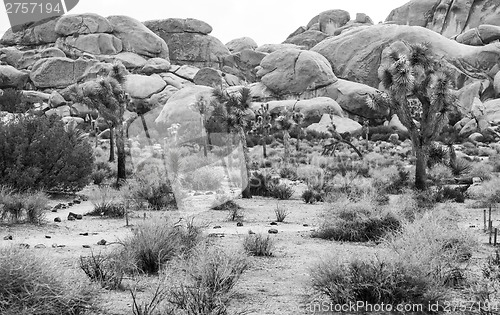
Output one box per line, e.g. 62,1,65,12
0,0,409,45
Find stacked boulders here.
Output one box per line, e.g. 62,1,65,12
283,10,373,49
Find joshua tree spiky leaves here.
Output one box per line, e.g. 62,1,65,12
368,42,457,190
70,62,129,185
251,103,273,159
210,86,253,199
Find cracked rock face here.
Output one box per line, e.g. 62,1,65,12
256,48,337,95
386,0,500,38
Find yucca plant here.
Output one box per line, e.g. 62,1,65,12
368,43,457,190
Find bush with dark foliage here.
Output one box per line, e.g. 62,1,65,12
0,115,94,192
250,171,279,197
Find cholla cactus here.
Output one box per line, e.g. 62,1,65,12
368,42,457,190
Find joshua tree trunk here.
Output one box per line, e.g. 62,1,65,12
238,127,252,199
116,123,126,184
414,141,429,191
283,130,290,166
141,115,152,146
262,129,268,158
295,130,301,152
109,126,115,162
201,116,208,157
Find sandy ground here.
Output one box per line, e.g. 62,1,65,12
1,188,499,315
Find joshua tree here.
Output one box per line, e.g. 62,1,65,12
210,86,253,199
292,110,305,152
276,109,302,166
71,62,129,185
368,43,456,190
251,103,273,159
190,95,211,157
276,112,292,166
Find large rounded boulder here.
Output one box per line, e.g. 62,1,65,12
55,13,113,36
155,85,213,126
311,24,500,89
30,57,98,88
257,48,337,95
0,17,60,46
144,19,230,68
107,15,169,59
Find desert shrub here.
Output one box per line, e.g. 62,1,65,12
312,199,401,242
87,186,125,218
326,159,370,178
130,171,176,210
0,88,31,113
304,129,330,141
243,234,274,256
0,187,48,224
370,165,410,194
249,171,279,197
296,165,324,183
274,202,289,222
269,183,295,200
0,115,94,192
385,207,476,285
469,162,494,181
168,246,248,315
120,220,203,274
90,169,107,185
482,250,500,283
325,172,376,201
302,189,322,204
311,256,444,307
79,251,123,290
435,186,465,203
362,125,410,142
0,247,93,315
467,177,500,204
210,194,242,212
279,166,297,180
428,164,453,184
183,166,224,191
180,154,218,172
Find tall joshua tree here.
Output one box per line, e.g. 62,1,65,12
190,95,211,157
71,62,129,185
292,110,305,152
210,86,253,199
368,43,456,190
251,103,273,159
276,109,297,166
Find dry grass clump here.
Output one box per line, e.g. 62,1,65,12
0,247,94,315
0,186,48,224
311,205,475,310
312,197,401,242
167,245,249,315
119,220,203,274
243,234,275,257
